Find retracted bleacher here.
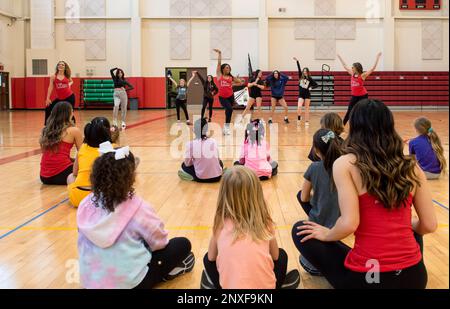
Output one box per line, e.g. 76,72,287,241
81,79,114,109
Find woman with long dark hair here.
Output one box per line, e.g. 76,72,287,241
110,68,134,130
265,70,292,125
294,57,318,126
197,73,218,122
213,49,244,135
40,102,83,185
292,99,437,289
45,61,76,125
337,53,382,126
241,70,265,121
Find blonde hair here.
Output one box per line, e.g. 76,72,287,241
213,166,274,242
414,117,447,173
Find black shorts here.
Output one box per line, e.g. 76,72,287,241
271,96,283,101
40,165,73,185
249,95,262,100
299,88,311,100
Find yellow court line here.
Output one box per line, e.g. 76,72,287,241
0,224,448,232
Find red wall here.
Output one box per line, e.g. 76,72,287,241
11,72,449,109
11,77,168,109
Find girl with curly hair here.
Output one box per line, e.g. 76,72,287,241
77,143,194,289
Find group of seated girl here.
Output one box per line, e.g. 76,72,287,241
178,118,278,183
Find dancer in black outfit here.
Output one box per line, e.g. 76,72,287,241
294,57,318,126
197,73,218,122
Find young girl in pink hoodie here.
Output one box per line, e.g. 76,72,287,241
77,142,195,289
235,119,278,181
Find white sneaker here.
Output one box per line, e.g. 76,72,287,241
121,122,126,130
113,120,118,127
223,127,231,136
305,121,310,127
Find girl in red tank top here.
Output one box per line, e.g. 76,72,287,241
337,53,382,126
45,61,76,125
292,99,437,289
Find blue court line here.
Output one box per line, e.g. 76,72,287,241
433,199,449,211
0,198,68,240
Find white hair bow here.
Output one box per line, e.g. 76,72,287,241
321,131,336,144
99,141,130,160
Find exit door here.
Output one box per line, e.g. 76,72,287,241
0,72,9,110
186,68,208,106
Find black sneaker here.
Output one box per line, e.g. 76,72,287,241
163,252,195,281
200,270,216,289
281,269,301,289
284,118,290,124
208,118,212,123
299,255,322,276
268,119,273,124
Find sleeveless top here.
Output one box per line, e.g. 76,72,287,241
345,193,422,272
351,74,368,97
218,76,234,98
40,141,74,177
54,75,73,99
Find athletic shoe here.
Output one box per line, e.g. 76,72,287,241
299,255,322,276
121,122,126,130
305,121,310,127
281,269,301,289
268,119,273,125
284,118,290,124
200,270,216,289
223,127,231,135
186,120,192,126
113,120,118,127
208,118,212,123
178,170,194,181
163,252,195,281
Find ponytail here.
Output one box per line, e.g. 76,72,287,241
428,129,447,173
312,129,343,188
414,117,447,173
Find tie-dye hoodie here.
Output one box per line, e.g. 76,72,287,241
77,194,169,289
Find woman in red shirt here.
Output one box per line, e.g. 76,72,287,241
337,53,382,126
292,99,437,289
40,101,83,185
45,61,76,125
213,49,244,135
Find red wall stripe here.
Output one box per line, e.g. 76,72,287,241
11,72,449,109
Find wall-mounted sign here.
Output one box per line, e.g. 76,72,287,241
400,0,441,10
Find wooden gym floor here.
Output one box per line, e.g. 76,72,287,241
0,107,448,289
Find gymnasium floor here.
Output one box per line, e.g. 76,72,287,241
0,108,448,289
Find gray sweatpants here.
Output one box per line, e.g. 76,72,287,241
113,89,128,125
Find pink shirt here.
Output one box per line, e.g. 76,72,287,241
216,219,276,289
184,139,222,179
239,140,273,178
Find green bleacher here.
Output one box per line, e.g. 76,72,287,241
81,79,115,108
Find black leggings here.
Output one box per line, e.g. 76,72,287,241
291,221,427,289
176,99,189,121
181,161,223,183
201,97,214,120
203,248,288,289
40,165,73,185
134,237,192,289
219,96,235,124
45,94,76,125
343,94,368,126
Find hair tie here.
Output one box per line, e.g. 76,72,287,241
321,131,336,144
99,141,130,160
428,128,433,134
